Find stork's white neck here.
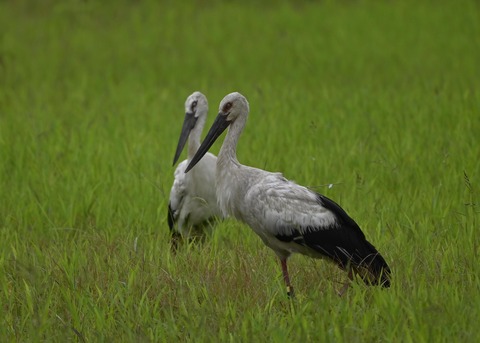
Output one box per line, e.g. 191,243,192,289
216,115,247,217
187,115,206,161
218,115,246,168
188,132,201,160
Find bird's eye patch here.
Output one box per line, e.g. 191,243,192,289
223,102,233,112
190,100,198,111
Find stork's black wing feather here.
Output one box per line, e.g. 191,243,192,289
276,193,391,287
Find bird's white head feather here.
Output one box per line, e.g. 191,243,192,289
218,92,250,122
185,91,208,119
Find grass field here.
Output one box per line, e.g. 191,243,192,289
1,0,479,341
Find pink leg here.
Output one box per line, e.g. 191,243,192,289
280,258,294,298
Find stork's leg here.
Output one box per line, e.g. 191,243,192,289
170,231,182,253
280,258,294,298
337,268,354,297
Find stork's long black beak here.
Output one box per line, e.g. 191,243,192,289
172,112,197,166
185,113,230,173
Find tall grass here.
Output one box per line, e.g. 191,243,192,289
1,0,479,341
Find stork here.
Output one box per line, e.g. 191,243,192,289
168,91,222,249
185,92,391,296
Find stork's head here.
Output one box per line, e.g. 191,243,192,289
218,92,250,123
184,91,208,118
185,92,249,173
173,91,208,166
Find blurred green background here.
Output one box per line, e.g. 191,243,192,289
1,1,479,341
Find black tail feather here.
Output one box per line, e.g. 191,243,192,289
303,229,391,288
349,244,391,288
359,241,391,287
316,193,391,287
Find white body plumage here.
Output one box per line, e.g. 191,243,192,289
168,92,222,242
